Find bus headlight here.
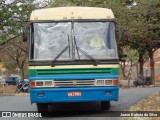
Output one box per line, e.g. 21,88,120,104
36,81,44,87
96,80,105,86
105,80,112,85
30,80,54,87
44,81,53,86
95,79,118,86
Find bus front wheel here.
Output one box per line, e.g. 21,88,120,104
37,103,48,113
101,101,110,110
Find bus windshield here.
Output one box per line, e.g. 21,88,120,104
33,21,118,61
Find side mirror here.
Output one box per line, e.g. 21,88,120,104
22,27,30,42
22,29,27,42
116,28,125,41
118,47,124,61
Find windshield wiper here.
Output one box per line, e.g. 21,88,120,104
50,35,70,67
77,47,98,66
50,45,69,67
74,36,80,59
74,36,98,66
50,35,98,66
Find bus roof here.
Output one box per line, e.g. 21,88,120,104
30,7,115,21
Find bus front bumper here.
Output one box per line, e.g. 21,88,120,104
30,87,119,103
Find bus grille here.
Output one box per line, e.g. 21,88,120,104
54,80,95,87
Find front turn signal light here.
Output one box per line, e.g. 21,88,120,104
30,81,36,87
113,80,119,86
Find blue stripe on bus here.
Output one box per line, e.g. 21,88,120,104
30,73,118,80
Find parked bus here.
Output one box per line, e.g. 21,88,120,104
24,7,120,112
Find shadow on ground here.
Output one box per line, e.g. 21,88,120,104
41,102,117,117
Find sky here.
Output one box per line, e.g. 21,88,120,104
4,0,51,8
5,0,15,4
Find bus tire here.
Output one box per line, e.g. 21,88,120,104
101,101,110,110
37,103,48,114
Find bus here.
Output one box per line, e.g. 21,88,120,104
24,7,120,112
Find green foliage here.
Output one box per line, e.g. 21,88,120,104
0,0,34,78
120,0,160,51
0,0,35,42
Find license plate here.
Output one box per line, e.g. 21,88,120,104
67,92,82,97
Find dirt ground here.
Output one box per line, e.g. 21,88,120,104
0,84,17,95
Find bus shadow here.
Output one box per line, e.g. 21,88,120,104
43,102,110,117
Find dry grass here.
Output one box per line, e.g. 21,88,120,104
130,93,160,111
121,93,160,120
0,84,17,95
0,84,29,96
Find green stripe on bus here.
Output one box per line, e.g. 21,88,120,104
29,68,119,75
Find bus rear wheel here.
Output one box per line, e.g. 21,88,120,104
37,103,48,114
101,101,110,110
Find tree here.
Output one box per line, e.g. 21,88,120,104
118,0,160,85
49,0,91,7
0,0,51,82
0,0,34,42
145,0,160,85
4,38,28,84
120,48,139,77
0,0,34,82
0,0,51,44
